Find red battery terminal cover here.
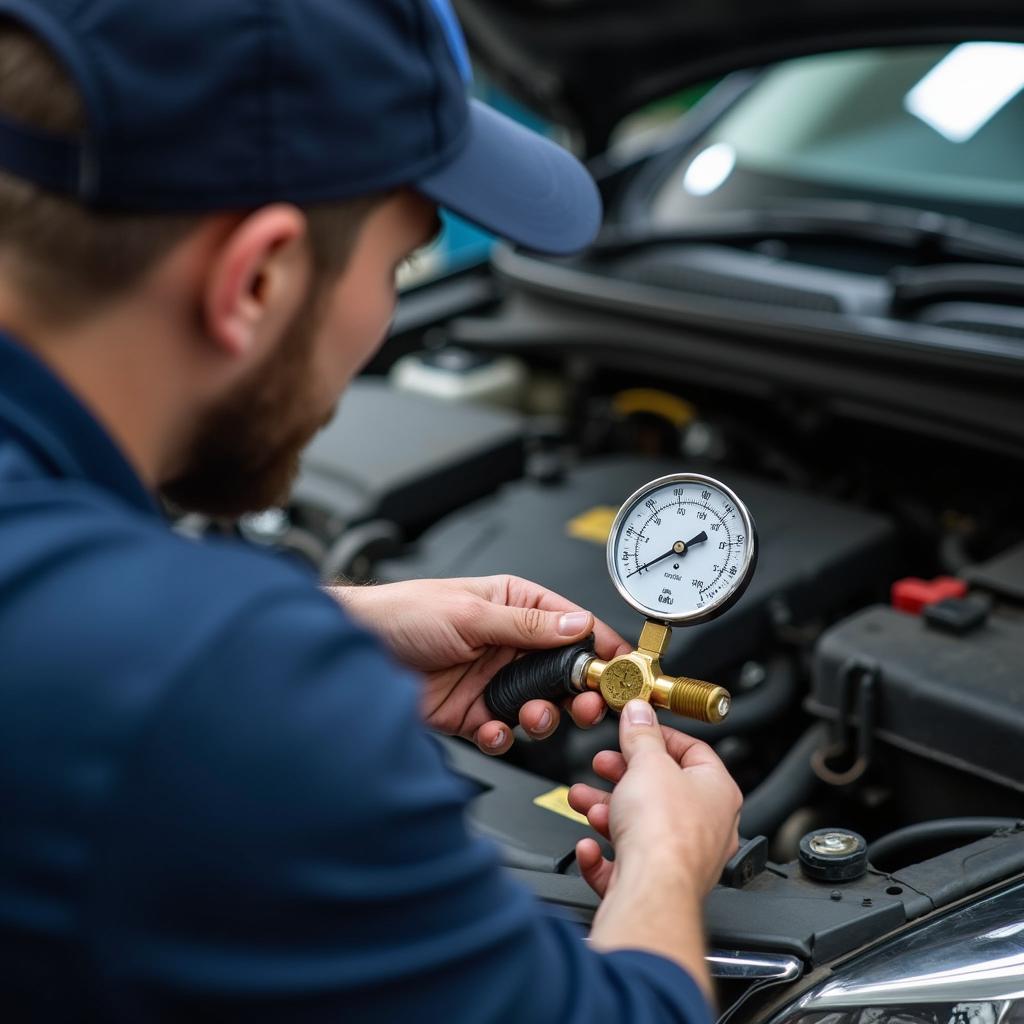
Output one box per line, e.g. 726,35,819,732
891,576,968,615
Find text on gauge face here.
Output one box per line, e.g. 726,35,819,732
609,476,754,623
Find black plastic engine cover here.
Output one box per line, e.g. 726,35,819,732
382,457,895,678
508,830,1024,965
444,734,1024,966
292,379,525,535
437,736,607,873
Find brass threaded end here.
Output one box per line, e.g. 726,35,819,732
668,679,732,724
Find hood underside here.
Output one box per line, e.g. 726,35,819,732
454,0,1024,152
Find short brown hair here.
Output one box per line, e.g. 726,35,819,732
0,20,380,324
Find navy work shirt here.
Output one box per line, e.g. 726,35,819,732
0,331,711,1022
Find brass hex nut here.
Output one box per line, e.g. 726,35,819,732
600,655,653,711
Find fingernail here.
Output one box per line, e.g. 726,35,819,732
625,700,655,726
558,612,590,636
536,709,553,733
489,729,507,749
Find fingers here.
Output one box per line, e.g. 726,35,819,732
618,699,668,764
472,600,595,652
593,749,627,784
592,724,722,781
662,729,722,770
568,782,610,817
576,838,614,898
516,692,606,739
491,576,630,660
567,691,606,729
476,692,609,755
473,720,514,757
568,783,613,840
586,802,611,840
518,700,559,740
590,619,633,662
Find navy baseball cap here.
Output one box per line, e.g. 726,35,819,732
0,0,601,255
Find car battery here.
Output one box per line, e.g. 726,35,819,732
380,456,896,679
810,603,1024,797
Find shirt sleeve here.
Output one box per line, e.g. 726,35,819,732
83,585,713,1024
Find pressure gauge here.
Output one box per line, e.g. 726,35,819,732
607,473,757,626
485,471,757,725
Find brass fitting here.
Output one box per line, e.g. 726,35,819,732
578,620,731,724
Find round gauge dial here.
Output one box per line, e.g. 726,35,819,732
607,473,757,625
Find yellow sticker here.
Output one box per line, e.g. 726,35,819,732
566,506,619,546
533,786,590,826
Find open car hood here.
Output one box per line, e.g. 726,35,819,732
453,0,1024,152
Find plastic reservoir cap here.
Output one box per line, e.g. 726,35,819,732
891,576,967,615
799,828,868,882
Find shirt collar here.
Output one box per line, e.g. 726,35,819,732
0,330,161,517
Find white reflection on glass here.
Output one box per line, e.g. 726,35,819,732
683,142,737,196
904,42,1024,143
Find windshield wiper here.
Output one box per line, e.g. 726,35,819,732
592,200,1024,268
889,263,1024,314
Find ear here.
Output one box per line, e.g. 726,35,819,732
202,204,310,359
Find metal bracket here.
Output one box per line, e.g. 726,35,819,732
811,660,878,786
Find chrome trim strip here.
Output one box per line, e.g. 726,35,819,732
707,949,804,982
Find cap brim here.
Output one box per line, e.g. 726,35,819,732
416,100,602,257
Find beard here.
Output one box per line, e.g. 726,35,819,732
161,292,334,519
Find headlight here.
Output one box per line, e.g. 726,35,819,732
768,879,1024,1024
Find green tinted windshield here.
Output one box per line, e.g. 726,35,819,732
653,45,1024,221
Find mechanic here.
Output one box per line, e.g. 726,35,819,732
0,1,742,1020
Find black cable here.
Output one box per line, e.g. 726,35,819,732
739,723,828,839
668,655,798,740
869,817,1021,869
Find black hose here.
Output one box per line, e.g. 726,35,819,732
869,817,1021,869
739,723,829,838
484,637,595,726
666,655,798,740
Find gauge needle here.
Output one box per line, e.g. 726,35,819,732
627,532,708,577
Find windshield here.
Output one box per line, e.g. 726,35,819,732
651,45,1024,234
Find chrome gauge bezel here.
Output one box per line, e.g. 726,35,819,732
606,472,758,626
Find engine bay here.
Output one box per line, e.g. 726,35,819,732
286,327,1022,821
227,259,1024,1009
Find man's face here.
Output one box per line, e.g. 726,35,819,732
162,191,440,517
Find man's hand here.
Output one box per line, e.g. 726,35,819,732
568,701,742,995
329,576,630,755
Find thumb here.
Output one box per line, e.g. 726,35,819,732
619,699,667,763
473,602,594,651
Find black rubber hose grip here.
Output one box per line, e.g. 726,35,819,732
485,636,596,726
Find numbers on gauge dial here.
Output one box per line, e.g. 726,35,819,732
614,482,748,615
